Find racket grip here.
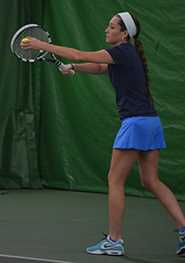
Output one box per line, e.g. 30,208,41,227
59,63,75,76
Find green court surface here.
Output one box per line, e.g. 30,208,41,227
0,189,185,263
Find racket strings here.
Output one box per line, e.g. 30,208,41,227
12,26,49,60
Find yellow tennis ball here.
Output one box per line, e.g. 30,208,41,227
21,38,29,43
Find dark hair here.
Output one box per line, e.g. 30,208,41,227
116,13,152,106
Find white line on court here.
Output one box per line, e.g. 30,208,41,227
0,254,77,263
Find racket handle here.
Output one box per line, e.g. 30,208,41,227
59,63,75,76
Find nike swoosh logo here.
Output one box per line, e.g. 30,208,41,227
180,236,185,242
102,242,119,249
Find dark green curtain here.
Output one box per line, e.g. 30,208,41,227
0,0,184,201
0,0,44,188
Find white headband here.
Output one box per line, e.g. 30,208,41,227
118,12,137,38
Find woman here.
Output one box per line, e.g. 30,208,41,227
21,12,185,256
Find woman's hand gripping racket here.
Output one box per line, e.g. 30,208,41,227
10,24,75,76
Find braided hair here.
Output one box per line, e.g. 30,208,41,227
117,13,152,106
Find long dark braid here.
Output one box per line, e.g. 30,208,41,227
117,13,153,106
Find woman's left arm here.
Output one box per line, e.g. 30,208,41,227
21,37,115,64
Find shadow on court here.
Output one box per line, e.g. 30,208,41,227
0,189,185,263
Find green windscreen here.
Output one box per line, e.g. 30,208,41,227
0,0,184,201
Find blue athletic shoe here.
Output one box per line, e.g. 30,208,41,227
86,235,124,256
176,232,185,255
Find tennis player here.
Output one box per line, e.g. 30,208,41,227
22,12,185,256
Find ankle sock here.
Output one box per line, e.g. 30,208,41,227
179,226,185,234
108,236,118,243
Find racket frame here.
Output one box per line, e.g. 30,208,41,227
10,24,75,74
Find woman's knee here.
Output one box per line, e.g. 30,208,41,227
141,178,159,191
141,179,150,190
108,170,126,188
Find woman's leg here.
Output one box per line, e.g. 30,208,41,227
137,149,185,228
108,148,140,240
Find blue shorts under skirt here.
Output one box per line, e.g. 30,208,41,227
113,116,166,151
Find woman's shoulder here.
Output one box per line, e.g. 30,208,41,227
117,43,135,52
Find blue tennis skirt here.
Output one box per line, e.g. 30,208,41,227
113,116,166,151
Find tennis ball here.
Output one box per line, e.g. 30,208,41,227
21,38,29,43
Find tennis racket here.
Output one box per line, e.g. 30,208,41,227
10,23,75,75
